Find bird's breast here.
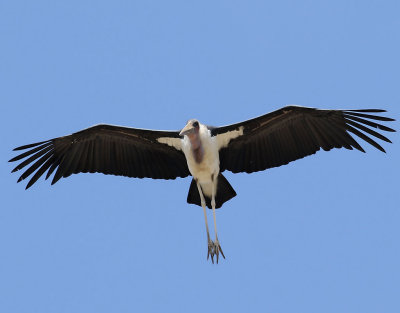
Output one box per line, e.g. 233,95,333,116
182,131,220,183
192,146,204,163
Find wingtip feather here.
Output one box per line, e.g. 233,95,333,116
13,140,50,151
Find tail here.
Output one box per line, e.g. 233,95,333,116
187,173,236,209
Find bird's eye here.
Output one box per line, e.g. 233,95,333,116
193,121,199,127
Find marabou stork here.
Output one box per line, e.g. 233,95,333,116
9,106,395,263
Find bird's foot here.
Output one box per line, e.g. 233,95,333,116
207,238,215,263
206,237,226,264
213,238,225,264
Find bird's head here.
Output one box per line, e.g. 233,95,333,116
179,119,200,137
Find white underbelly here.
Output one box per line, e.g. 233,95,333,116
182,129,220,197
188,157,218,183
188,161,217,198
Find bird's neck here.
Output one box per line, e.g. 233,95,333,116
188,133,204,163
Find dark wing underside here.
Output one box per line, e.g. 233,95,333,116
10,124,190,189
212,106,395,174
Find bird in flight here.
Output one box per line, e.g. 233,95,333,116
9,106,395,263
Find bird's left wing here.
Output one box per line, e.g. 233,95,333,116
211,106,395,174
10,124,190,189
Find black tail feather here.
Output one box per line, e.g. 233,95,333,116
187,173,236,209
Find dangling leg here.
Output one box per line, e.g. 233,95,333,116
196,180,215,263
211,174,225,263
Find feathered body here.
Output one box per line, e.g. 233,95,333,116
182,124,219,197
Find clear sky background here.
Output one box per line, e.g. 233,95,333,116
1,1,399,312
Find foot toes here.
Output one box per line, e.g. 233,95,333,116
219,245,225,259
214,240,225,263
206,239,225,264
207,240,215,263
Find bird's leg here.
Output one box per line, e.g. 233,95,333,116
196,181,215,263
211,174,225,263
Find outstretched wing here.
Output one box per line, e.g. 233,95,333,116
10,124,190,189
212,106,395,174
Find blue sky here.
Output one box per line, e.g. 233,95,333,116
1,1,399,312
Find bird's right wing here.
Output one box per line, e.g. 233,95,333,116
9,124,190,189
211,106,395,174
